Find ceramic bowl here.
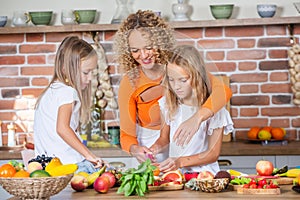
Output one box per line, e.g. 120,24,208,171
210,4,234,19
74,9,96,24
257,4,277,18
0,16,8,27
29,11,53,25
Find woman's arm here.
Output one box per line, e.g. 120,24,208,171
173,73,232,146
57,103,103,168
158,127,224,172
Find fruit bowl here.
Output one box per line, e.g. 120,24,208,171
0,174,73,199
196,178,229,193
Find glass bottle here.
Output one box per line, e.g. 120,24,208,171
111,0,130,24
7,122,16,147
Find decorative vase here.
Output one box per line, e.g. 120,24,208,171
172,0,189,21
111,0,130,24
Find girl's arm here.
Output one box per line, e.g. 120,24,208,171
173,73,232,146
149,112,170,160
158,127,224,172
57,103,103,168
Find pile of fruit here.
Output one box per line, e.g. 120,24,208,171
292,173,300,193
185,170,231,191
0,155,78,178
247,126,286,140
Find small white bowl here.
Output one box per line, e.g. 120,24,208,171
257,4,277,18
0,16,8,27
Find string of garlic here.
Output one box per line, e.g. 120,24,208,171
288,42,300,105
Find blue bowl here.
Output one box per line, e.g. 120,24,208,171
257,4,277,18
0,16,7,27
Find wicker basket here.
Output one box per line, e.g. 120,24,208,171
0,174,73,200
196,178,229,193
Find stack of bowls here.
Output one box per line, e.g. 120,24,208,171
210,4,234,19
28,11,53,25
257,4,277,18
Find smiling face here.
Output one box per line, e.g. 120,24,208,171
80,54,97,90
167,62,194,105
128,29,156,70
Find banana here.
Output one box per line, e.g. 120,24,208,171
278,168,300,177
87,165,107,186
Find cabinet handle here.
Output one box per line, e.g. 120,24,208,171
218,159,232,166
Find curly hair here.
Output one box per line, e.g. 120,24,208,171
113,10,176,87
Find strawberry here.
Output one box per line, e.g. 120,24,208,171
258,179,267,187
243,183,250,188
249,183,257,189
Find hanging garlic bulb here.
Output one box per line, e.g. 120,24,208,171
91,33,118,109
288,41,300,105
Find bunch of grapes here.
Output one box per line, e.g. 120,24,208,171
28,154,53,169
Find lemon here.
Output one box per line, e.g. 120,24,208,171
258,130,272,140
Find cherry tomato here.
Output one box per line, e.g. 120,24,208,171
258,179,267,186
0,164,16,177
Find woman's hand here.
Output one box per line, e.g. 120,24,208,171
172,113,202,146
86,156,106,169
130,145,154,163
158,157,180,173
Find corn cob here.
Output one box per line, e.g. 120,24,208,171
278,168,300,177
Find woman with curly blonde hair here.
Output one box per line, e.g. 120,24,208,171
114,10,232,163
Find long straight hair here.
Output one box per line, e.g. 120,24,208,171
163,45,211,120
35,36,97,124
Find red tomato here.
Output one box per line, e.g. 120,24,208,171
249,178,257,185
258,179,267,186
0,164,16,177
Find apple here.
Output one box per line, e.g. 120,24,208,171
197,170,214,180
93,176,110,193
27,161,43,173
70,174,88,192
100,172,116,188
256,160,274,176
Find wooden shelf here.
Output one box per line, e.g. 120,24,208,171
1,16,300,34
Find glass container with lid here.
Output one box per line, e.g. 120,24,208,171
111,0,130,24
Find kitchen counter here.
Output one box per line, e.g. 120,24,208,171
0,184,299,199
0,141,300,160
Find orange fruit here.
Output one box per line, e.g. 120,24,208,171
0,164,16,177
161,170,183,182
247,127,260,139
271,127,285,140
13,169,30,177
261,126,272,132
153,167,160,176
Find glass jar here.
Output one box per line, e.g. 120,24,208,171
111,0,130,24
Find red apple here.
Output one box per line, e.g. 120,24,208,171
100,172,116,188
256,160,274,176
70,175,88,192
197,170,214,180
93,176,110,193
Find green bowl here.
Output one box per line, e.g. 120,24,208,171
210,4,234,19
29,11,53,25
74,9,96,24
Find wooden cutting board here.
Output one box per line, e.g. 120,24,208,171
266,177,294,185
148,184,184,191
237,188,280,195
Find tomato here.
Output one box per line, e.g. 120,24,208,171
0,164,16,177
249,178,257,185
258,179,267,187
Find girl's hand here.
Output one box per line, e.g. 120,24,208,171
158,157,180,173
130,145,155,163
87,156,105,169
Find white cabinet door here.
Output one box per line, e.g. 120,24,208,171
218,156,275,174
275,156,300,168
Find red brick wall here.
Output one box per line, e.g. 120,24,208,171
0,24,300,144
